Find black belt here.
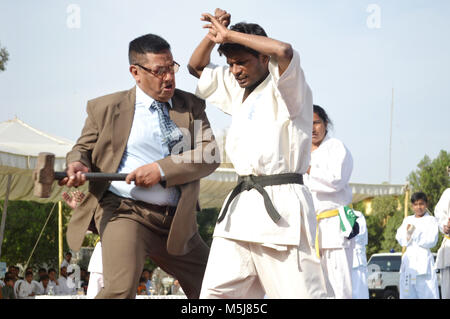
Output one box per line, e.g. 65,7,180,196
218,173,303,224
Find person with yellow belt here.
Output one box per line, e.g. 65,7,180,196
304,105,354,299
435,187,450,299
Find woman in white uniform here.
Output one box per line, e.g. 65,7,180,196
396,192,439,299
304,104,354,299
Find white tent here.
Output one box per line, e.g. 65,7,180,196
0,117,78,202
0,117,86,260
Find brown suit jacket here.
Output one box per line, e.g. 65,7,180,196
66,87,219,256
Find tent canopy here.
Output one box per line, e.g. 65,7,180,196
0,117,85,203
0,118,406,206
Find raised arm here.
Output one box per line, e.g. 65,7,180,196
188,8,230,78
200,11,293,76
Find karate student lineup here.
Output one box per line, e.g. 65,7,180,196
59,8,447,299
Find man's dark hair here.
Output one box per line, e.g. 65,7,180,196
218,22,268,58
40,274,49,281
4,275,13,283
129,34,171,65
411,192,428,204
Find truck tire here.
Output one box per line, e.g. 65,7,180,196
383,289,399,299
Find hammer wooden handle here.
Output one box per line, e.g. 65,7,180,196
54,172,128,181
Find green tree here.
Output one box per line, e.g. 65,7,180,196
408,150,450,212
365,195,402,256
0,42,9,71
380,197,404,253
0,200,71,270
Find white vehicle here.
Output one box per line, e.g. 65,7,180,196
367,252,441,299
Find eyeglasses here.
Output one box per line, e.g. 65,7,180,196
135,61,180,78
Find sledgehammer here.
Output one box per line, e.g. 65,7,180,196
33,152,127,198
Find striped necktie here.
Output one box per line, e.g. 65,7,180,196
150,100,183,154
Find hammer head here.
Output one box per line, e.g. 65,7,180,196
33,152,56,198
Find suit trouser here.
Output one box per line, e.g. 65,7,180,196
94,192,209,299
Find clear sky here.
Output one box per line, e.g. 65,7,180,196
0,0,449,185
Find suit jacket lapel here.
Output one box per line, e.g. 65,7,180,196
112,87,136,169
169,89,190,130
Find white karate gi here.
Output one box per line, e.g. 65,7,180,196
304,135,354,299
86,241,104,298
17,280,36,299
35,281,51,295
395,212,440,299
58,275,76,295
351,211,369,299
434,188,450,299
196,50,327,299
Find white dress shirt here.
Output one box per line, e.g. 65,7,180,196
17,280,36,299
109,85,180,206
196,50,317,247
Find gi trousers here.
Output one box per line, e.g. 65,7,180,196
441,267,450,299
94,192,209,299
200,222,328,299
320,246,354,299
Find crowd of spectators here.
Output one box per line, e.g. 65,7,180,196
1,257,184,298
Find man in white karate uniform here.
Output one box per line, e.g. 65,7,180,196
58,265,76,295
434,186,450,299
396,192,439,299
188,8,327,298
17,271,37,299
351,210,369,299
86,240,104,298
303,105,354,299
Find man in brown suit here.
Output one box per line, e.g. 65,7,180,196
59,34,219,298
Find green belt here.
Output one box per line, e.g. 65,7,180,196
218,173,304,224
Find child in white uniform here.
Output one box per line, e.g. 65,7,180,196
396,192,439,299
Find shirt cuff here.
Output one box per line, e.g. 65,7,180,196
157,163,166,181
